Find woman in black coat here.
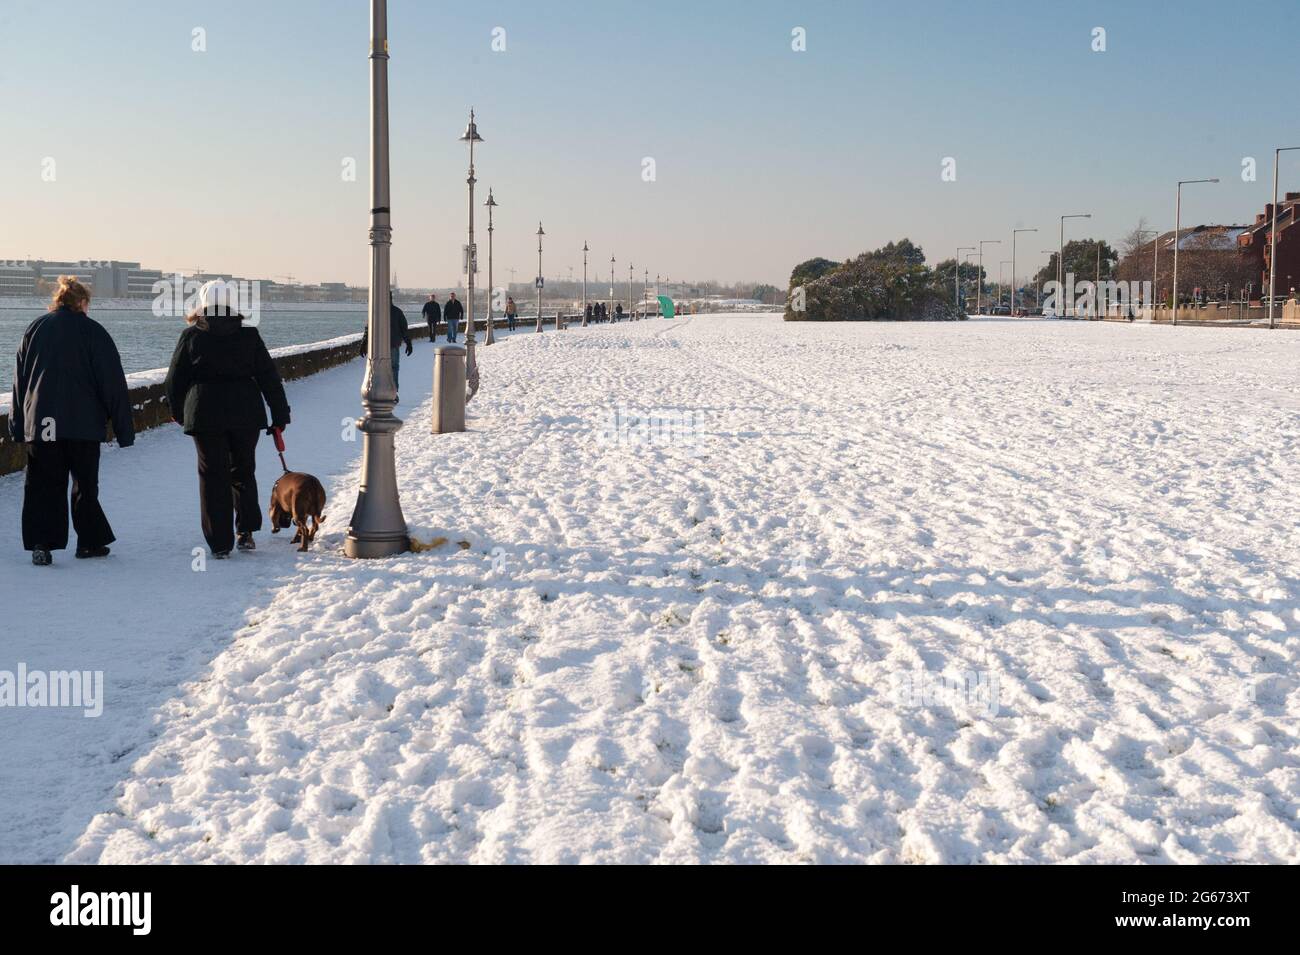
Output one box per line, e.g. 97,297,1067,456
10,276,134,565
164,285,290,558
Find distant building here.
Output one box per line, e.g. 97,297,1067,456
0,261,36,297
1237,192,1300,296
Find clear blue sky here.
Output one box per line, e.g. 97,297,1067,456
1,0,1298,288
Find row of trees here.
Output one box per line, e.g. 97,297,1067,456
785,239,964,321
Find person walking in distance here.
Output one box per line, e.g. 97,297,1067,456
10,276,134,566
505,296,518,331
421,293,441,342
443,292,463,342
359,294,413,391
165,281,290,558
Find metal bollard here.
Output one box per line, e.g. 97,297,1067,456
431,343,466,434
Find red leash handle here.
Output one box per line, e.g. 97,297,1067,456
272,427,288,472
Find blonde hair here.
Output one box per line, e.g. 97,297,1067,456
51,275,91,311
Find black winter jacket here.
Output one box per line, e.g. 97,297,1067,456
443,298,464,325
360,304,412,354
421,300,441,340
9,307,135,446
164,314,290,435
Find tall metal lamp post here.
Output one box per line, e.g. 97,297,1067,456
535,222,545,333
1058,214,1090,317
345,0,407,559
1173,178,1218,326
643,268,649,317
484,188,497,345
1011,228,1037,316
581,242,589,326
977,239,1000,315
956,246,974,309
459,110,483,398
1268,147,1300,328
627,263,634,320
609,255,616,319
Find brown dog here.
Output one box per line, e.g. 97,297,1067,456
269,472,327,552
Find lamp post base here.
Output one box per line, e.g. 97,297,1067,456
344,419,408,559
344,533,410,559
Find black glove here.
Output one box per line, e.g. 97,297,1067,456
404,342,413,356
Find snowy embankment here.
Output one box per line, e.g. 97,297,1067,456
3,315,1299,863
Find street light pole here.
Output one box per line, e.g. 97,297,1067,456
1012,228,1037,316
1058,214,1090,318
609,255,616,319
643,268,649,318
956,246,974,310
1173,178,1219,327
628,263,633,320
582,241,589,326
977,239,1000,315
459,110,483,399
1269,147,1300,328
345,0,407,559
535,222,545,333
484,189,497,345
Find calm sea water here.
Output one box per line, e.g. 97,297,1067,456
1,306,384,394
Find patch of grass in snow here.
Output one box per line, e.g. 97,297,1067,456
408,535,449,552
658,607,689,628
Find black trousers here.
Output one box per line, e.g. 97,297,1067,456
192,430,262,553
22,440,115,551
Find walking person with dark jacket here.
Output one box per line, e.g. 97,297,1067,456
505,296,518,330
165,282,290,558
421,293,441,342
10,276,134,566
359,296,413,391
443,292,464,342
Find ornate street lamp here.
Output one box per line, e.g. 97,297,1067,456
581,241,589,326
345,0,408,559
459,110,483,399
484,188,497,345
535,222,545,333
609,255,616,319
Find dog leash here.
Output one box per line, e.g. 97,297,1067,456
272,427,289,473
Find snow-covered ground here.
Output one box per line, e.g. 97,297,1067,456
3,314,1299,864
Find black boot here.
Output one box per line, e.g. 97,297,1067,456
75,545,111,559
32,547,52,566
237,532,256,551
